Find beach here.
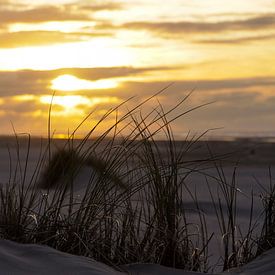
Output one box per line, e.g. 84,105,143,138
0,136,274,274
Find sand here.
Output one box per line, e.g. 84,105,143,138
0,137,274,274
0,240,120,275
1,239,275,274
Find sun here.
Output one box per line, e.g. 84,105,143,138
51,74,118,91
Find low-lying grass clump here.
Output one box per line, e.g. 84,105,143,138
255,169,275,256
0,91,274,273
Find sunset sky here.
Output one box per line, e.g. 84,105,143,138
0,0,275,138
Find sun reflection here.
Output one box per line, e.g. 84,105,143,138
51,74,118,91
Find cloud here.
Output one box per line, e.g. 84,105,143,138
0,92,123,135
187,91,275,127
118,14,275,35
1,68,275,98
0,66,173,96
0,0,11,7
194,34,275,44
116,77,275,98
0,30,111,48
113,86,275,135
0,3,122,45
1,74,275,136
1,97,45,113
103,79,275,134
0,5,91,26
78,2,123,11
0,2,124,27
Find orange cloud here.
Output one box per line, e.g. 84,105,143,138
0,30,111,48
0,5,90,25
0,2,124,27
76,2,123,11
194,34,275,44
96,13,275,35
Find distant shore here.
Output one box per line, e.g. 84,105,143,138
0,135,274,166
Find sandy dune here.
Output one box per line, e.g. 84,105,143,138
1,239,275,274
0,240,120,275
0,137,274,274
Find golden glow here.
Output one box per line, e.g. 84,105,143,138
40,95,90,109
51,74,118,91
0,0,274,137
40,95,120,112
13,94,35,101
0,40,134,70
9,22,93,33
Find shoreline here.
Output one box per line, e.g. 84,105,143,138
0,136,274,165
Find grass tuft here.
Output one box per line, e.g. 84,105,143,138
0,91,274,273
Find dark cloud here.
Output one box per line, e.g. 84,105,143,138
116,77,275,98
207,91,261,103
101,80,275,134
118,14,275,35
0,66,174,96
1,98,46,113
187,91,275,127
1,68,275,98
114,86,275,135
188,77,275,91
1,76,275,136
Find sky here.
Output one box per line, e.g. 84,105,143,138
0,0,275,138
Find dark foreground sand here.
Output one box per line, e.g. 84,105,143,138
1,239,275,274
0,136,274,274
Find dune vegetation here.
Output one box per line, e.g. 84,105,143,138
0,91,274,273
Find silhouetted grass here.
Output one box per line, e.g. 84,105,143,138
0,91,273,273
205,163,258,271
256,168,275,256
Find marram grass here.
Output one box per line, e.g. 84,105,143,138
0,92,273,273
